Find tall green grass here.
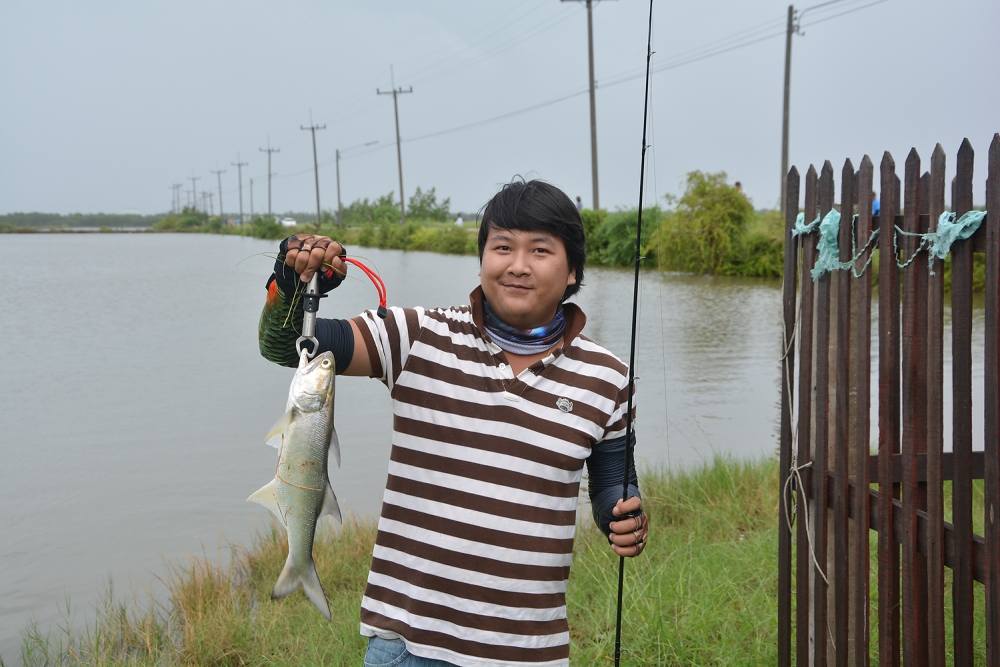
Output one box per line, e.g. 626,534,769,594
17,458,987,665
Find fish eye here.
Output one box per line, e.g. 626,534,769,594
321,359,331,368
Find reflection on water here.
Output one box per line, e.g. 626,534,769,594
0,234,985,660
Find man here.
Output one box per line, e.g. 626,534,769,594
259,179,648,666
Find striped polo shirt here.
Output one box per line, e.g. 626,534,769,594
352,287,634,666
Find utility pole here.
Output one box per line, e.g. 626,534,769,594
249,177,255,220
301,120,327,225
189,175,201,213
206,191,215,216
562,0,610,210
201,191,211,214
335,140,378,224
171,183,182,213
780,5,800,216
259,138,280,218
377,67,413,223
231,155,248,226
210,168,226,221
335,148,343,224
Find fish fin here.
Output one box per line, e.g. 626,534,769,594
329,428,341,467
265,410,293,448
247,479,285,526
271,557,331,620
321,482,342,524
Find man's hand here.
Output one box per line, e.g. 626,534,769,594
607,496,648,558
283,235,347,285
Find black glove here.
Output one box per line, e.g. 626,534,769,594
270,236,346,297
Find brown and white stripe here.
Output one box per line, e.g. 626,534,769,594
353,287,633,666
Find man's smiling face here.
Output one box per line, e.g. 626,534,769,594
479,227,576,330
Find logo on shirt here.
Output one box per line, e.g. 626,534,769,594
556,397,574,413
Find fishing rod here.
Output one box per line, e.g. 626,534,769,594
614,1,654,665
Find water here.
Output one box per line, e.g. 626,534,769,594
0,233,984,661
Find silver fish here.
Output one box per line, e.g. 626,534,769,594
249,350,341,620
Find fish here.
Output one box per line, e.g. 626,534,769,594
248,350,342,620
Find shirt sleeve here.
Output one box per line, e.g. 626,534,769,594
351,306,426,390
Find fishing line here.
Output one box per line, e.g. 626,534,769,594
614,1,654,665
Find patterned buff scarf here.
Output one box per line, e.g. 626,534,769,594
483,299,567,356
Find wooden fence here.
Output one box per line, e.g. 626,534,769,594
777,135,999,666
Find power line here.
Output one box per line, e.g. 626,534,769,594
208,0,888,205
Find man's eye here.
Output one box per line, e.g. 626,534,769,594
532,247,550,254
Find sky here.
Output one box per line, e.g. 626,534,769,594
1,0,997,217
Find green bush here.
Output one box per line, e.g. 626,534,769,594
652,172,755,274
152,208,209,232
244,216,285,240
591,207,662,266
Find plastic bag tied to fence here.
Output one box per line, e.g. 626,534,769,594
794,209,987,281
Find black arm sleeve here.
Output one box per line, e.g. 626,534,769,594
315,316,354,374
586,433,640,535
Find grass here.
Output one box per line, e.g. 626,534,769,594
16,457,988,665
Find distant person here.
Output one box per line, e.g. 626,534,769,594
575,195,583,211
259,179,647,665
733,181,742,192
455,214,464,226
871,191,880,216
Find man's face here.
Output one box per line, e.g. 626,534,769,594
480,227,576,330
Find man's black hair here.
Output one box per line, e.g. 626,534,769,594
477,179,585,301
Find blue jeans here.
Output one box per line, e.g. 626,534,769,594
363,636,457,667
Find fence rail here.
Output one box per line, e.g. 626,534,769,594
777,135,999,666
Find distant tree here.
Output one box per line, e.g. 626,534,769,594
341,193,401,225
407,187,450,221
653,171,753,274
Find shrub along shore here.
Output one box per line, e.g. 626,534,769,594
147,170,987,289
7,172,987,287
17,457,986,665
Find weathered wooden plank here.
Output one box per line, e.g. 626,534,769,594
778,166,799,667
925,143,946,667
797,165,819,666
901,148,928,667
813,161,835,667
865,451,985,482
878,151,901,667
828,477,989,583
984,133,1000,667
832,160,853,666
951,138,975,665
850,157,873,667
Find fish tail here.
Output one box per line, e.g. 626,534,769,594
271,555,331,620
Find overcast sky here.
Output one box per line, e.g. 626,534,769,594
1,0,997,216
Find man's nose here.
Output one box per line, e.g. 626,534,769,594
507,249,531,275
